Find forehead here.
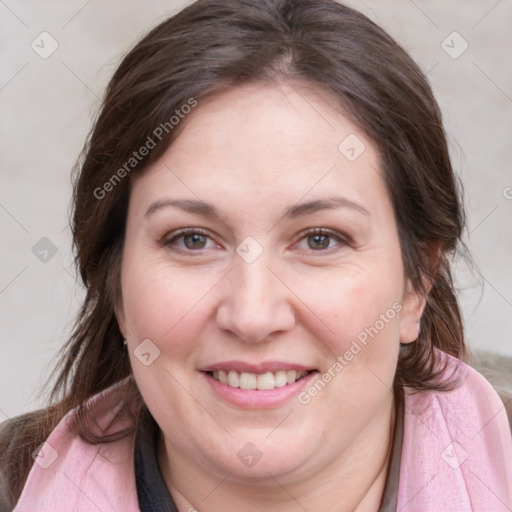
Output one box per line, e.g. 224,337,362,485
130,81,389,218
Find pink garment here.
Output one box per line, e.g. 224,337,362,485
13,353,512,511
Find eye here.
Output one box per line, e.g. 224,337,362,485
164,228,218,252
295,229,347,252
182,233,209,250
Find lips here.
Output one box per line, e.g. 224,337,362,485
202,368,318,408
199,360,315,374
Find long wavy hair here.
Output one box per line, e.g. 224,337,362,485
1,0,467,504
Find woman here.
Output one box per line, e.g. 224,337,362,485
1,0,511,510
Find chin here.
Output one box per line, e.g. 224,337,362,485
204,423,322,483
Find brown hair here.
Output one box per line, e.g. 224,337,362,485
0,0,467,504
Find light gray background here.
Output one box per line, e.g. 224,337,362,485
1,0,511,420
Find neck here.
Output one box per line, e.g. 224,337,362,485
160,395,396,512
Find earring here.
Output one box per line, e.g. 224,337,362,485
123,339,127,346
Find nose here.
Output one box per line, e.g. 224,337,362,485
215,255,296,343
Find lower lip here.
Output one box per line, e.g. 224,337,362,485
202,371,318,408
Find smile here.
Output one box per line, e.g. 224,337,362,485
208,369,312,391
200,362,319,408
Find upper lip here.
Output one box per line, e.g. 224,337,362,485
199,361,317,373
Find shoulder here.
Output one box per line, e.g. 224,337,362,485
0,410,48,512
428,350,512,437
403,350,512,476
403,349,512,462
469,350,512,430
0,418,14,512
9,379,140,512
399,351,512,510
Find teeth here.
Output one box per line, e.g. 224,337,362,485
228,370,240,388
286,370,297,385
211,369,310,390
274,371,288,388
240,372,257,389
257,372,275,390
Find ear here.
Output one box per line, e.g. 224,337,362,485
113,294,127,339
399,281,425,344
111,260,127,339
115,307,127,339
399,242,441,344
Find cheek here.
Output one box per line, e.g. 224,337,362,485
120,253,221,369
294,265,403,346
287,264,404,402
121,256,217,420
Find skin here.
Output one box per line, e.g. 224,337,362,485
116,81,425,512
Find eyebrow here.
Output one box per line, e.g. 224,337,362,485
144,196,369,220
145,198,223,219
283,196,369,218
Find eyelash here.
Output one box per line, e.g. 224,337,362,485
163,227,350,256
163,228,215,255
294,228,349,254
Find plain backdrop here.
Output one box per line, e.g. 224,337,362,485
1,0,511,419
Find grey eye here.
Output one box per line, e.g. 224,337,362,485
183,233,208,249
307,234,331,250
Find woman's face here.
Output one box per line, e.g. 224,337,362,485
117,82,423,484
